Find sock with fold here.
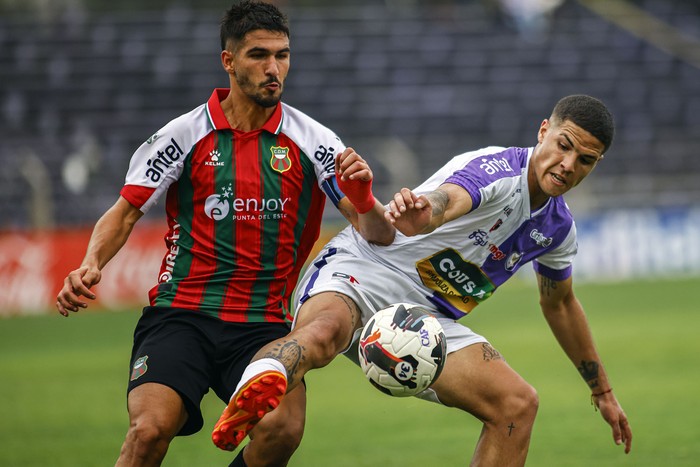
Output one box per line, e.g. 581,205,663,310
231,358,287,399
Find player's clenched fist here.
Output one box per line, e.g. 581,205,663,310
335,147,376,214
384,188,433,236
335,147,372,182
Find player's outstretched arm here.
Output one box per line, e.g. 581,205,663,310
536,273,633,454
385,182,473,236
335,147,395,245
56,196,143,316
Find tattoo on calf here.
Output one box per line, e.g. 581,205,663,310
508,422,516,436
334,292,359,328
482,343,504,362
263,340,305,386
577,360,600,389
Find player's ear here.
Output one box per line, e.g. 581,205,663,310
221,49,235,74
537,119,550,144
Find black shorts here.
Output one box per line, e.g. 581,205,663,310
127,306,291,436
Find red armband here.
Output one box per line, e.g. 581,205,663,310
337,175,376,214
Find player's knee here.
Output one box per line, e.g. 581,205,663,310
124,419,173,456
500,384,539,424
299,317,352,366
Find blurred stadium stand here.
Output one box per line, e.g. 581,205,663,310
1,0,699,229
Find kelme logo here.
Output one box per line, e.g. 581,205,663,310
130,356,149,381
270,146,292,173
205,149,225,167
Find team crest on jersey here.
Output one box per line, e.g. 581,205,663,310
505,252,523,271
270,146,292,173
130,356,149,381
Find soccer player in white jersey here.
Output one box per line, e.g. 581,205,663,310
218,94,633,464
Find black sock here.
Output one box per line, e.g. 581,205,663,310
228,449,247,467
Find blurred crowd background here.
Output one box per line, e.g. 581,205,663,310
2,5,699,465
0,0,699,315
1,0,699,229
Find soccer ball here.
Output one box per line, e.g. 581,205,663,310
358,303,447,397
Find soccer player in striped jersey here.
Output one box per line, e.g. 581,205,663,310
55,2,394,466
229,95,633,465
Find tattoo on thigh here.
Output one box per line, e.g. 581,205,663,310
263,339,305,386
577,360,600,389
482,343,504,362
538,276,558,297
508,422,516,437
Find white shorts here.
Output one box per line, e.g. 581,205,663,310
293,246,489,403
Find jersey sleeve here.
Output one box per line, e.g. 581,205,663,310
280,104,347,207
120,105,210,213
533,221,577,281
443,147,524,211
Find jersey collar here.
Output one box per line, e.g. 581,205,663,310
206,88,284,135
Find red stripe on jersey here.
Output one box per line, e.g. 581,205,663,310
285,184,326,304
169,132,219,309
120,185,156,209
148,184,182,305
262,137,324,321
283,182,325,313
219,131,263,316
262,137,299,320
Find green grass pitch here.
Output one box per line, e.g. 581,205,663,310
1,277,698,466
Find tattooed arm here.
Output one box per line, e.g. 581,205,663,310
536,273,632,454
385,183,473,236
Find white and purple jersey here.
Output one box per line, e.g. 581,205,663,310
328,146,577,319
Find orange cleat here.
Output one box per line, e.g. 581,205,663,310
211,370,287,451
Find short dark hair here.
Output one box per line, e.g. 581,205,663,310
551,95,615,153
220,1,289,51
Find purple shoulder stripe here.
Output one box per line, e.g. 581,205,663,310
445,147,529,210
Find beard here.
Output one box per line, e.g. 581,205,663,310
234,71,283,108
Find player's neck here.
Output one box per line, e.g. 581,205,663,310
527,162,549,211
529,191,549,211
221,91,276,132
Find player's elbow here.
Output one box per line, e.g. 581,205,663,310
365,227,395,246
